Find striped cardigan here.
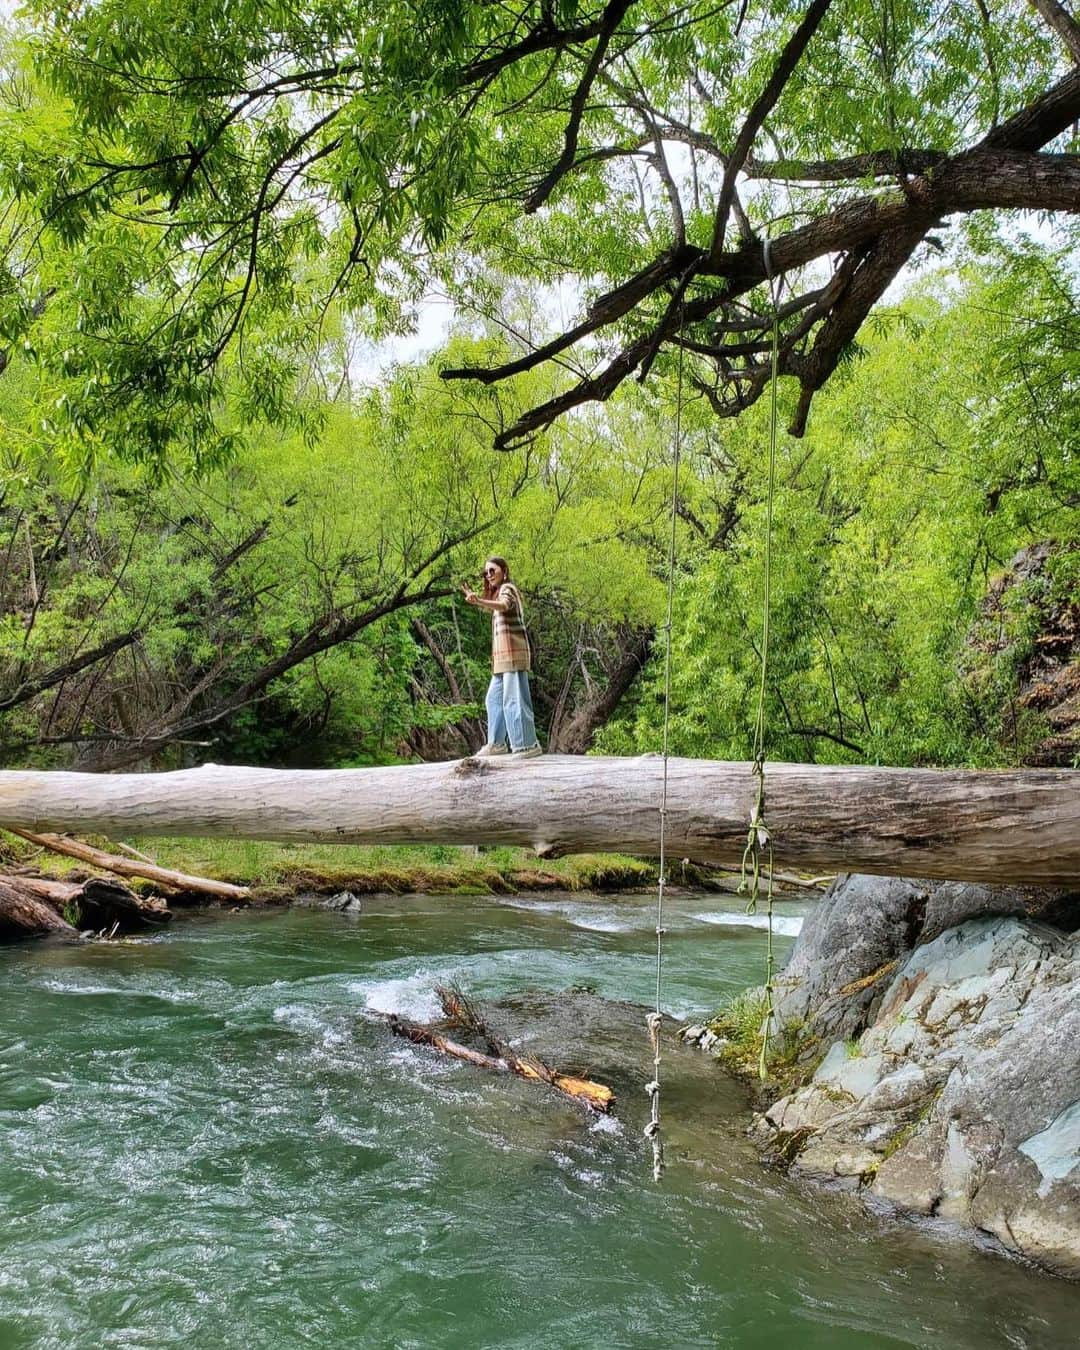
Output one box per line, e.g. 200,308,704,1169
491,582,531,674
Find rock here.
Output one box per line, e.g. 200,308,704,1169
1019,1101,1080,1190
756,914,1080,1278
770,874,934,1043
961,539,1080,767
323,891,363,914
771,873,1080,1048
812,1043,885,1099
794,1143,880,1184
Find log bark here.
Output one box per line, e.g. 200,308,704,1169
4,827,249,900
0,757,1078,885
0,876,79,939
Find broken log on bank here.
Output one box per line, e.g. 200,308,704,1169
0,875,79,940
5,827,250,900
0,756,1078,885
0,871,170,940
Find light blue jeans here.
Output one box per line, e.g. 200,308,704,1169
485,672,538,752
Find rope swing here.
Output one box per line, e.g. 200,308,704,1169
644,329,685,1184
741,238,781,1079
647,239,782,1177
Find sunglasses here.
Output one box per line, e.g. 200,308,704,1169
482,566,500,577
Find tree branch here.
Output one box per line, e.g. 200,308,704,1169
440,242,701,385
460,2,644,85
524,0,636,212
1028,0,1080,64
710,0,836,256
0,631,141,715
744,148,947,182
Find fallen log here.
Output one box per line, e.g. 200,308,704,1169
0,757,1078,884
0,876,79,940
72,877,171,931
0,871,169,941
4,827,250,900
385,1015,616,1113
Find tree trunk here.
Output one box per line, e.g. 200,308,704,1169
547,625,654,755
0,757,1078,884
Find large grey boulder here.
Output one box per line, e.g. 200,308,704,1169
771,873,1080,1042
756,915,1080,1278
770,874,932,1041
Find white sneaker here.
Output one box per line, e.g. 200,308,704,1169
474,743,509,757
509,745,543,760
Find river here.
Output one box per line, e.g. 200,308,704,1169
2,891,1078,1348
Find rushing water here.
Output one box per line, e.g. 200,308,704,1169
2,891,1078,1349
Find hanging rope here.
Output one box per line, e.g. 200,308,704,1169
645,332,686,1183
741,238,781,1079
648,237,782,1161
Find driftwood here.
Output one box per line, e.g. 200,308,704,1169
707,864,835,890
1,757,1078,884
0,871,169,940
4,827,249,900
386,1016,616,1112
383,985,616,1114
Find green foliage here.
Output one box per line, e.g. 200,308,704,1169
38,835,664,896
707,985,771,1051
0,1,1070,467
601,253,1080,768
705,985,817,1086
0,326,675,767
0,192,1076,772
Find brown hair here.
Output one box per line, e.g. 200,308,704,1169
481,556,510,601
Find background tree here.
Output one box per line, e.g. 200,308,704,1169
601,248,1080,766
0,334,669,766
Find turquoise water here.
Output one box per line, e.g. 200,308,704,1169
1,892,1078,1349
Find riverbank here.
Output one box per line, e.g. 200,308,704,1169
1,833,814,906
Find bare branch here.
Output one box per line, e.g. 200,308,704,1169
440,242,700,384
1028,0,1080,64
0,631,142,715
710,0,836,256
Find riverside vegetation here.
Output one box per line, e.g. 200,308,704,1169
3,265,1077,776
2,0,1079,776
0,832,708,901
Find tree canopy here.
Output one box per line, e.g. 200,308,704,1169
1,0,1078,467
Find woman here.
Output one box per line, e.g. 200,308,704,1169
462,557,542,759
